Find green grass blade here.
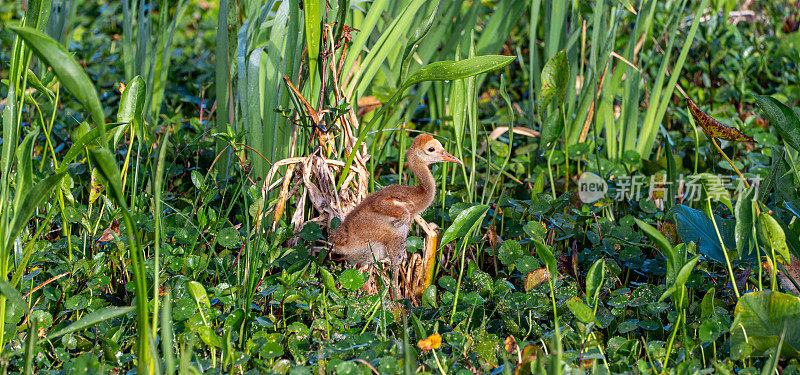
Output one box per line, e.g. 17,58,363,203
12,129,38,216
0,279,28,312
23,316,36,375
638,0,707,157
215,0,231,176
45,306,135,341
338,55,516,187
161,290,176,375
90,147,152,374
122,0,134,80
343,0,389,80
303,0,320,88
147,0,190,122
6,26,106,138
4,172,65,252
151,134,169,339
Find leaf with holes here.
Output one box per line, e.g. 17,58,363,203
687,98,755,142
538,49,569,114
89,168,105,206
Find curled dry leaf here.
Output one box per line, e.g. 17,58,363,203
97,219,120,243
418,333,442,352
687,98,756,143
504,335,519,354
356,96,382,117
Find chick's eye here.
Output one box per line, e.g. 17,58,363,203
427,147,435,152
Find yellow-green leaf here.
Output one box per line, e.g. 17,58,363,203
758,213,791,264
89,167,105,206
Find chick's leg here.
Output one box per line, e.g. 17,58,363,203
388,237,408,300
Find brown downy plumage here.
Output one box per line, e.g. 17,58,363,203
329,134,462,298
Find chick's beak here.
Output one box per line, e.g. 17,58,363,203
440,151,463,165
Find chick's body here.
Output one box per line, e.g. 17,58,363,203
328,135,461,297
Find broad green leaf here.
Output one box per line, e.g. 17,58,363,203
70,121,101,152
24,68,54,100
539,109,564,153
187,281,210,308
440,204,489,246
320,268,340,297
190,170,205,190
698,173,733,214
197,325,222,348
6,26,106,133
338,269,366,291
5,172,65,251
586,258,606,307
0,279,28,312
56,124,125,174
730,291,800,359
566,300,597,324
118,76,145,124
754,95,800,152
701,287,717,320
401,55,516,93
534,240,557,281
538,49,569,114
634,218,674,259
675,255,700,288
498,240,523,266
699,315,727,344
13,129,39,215
735,186,756,258
758,213,792,264
422,285,437,309
45,306,135,341
260,342,284,358
659,255,700,306
89,149,125,208
672,205,735,264
216,227,241,249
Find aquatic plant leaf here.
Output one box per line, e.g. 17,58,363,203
730,291,800,359
538,49,569,114
753,94,800,152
